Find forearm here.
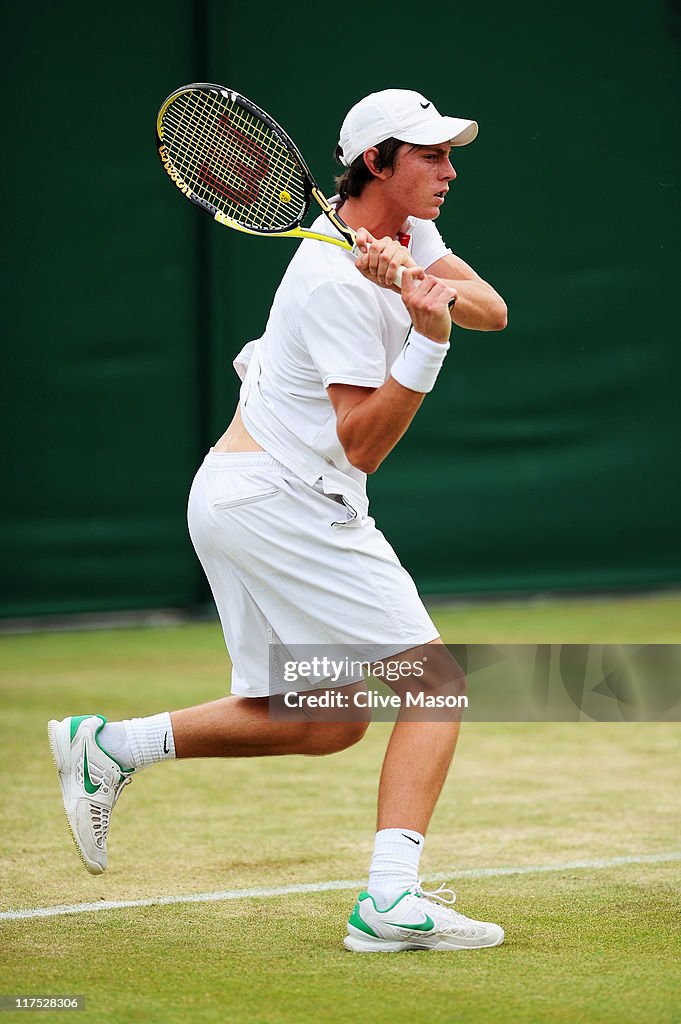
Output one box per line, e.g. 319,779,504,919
335,377,426,475
448,278,507,332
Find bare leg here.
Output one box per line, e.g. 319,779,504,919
375,639,465,834
171,681,369,758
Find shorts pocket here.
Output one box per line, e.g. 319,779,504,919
329,494,360,528
210,484,279,510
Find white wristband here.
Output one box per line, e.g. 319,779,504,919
390,330,450,393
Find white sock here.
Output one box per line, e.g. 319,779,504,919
367,828,425,910
99,713,176,772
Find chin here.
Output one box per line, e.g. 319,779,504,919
408,207,440,221
404,200,441,221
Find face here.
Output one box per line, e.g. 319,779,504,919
376,142,457,220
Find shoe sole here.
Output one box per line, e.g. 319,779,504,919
47,720,104,876
343,931,505,953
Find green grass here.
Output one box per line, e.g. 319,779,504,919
1,593,680,1023
4,864,679,1024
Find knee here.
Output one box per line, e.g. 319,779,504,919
420,667,466,719
416,650,467,700
435,664,466,699
301,719,369,755
390,645,467,721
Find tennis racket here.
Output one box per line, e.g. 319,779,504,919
156,82,403,286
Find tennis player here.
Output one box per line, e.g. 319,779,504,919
49,89,508,953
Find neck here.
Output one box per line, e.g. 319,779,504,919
337,187,406,239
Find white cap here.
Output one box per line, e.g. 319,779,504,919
337,88,478,167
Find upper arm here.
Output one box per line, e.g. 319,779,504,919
327,382,377,425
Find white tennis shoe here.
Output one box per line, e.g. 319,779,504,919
344,883,504,952
47,714,133,875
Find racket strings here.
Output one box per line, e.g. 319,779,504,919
161,90,307,230
163,91,293,215
162,90,303,225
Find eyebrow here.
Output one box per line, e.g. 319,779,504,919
418,144,452,155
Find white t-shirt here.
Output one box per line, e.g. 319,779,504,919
234,200,451,516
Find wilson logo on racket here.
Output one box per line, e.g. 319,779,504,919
198,114,270,206
158,145,192,198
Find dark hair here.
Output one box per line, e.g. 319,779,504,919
334,137,404,201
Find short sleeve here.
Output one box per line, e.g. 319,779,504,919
410,218,452,271
300,280,386,389
233,339,257,381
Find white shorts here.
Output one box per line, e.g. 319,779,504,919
187,451,439,697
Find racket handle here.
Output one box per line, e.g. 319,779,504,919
351,244,404,289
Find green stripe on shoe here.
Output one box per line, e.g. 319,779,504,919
91,715,131,774
68,715,131,775
355,890,436,932
348,894,379,938
69,715,104,742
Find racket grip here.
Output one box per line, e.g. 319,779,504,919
351,244,404,290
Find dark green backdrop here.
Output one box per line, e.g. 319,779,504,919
2,1,680,618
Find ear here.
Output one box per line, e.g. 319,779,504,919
362,147,390,180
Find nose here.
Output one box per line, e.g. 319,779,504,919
444,160,456,181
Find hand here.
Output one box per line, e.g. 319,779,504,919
354,227,417,289
400,268,458,344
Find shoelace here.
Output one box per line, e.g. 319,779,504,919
415,882,457,906
412,882,485,933
90,772,131,844
111,773,132,806
91,764,131,802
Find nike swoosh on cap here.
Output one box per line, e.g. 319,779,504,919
420,102,431,109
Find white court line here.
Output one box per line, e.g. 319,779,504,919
2,851,679,922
